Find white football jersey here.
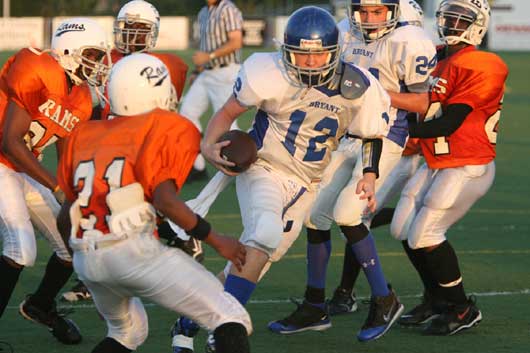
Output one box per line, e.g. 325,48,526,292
338,19,436,147
234,52,390,188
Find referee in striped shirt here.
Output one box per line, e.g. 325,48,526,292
181,0,243,182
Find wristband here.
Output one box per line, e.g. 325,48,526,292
186,214,211,240
209,52,216,61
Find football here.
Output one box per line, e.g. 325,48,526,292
218,130,258,173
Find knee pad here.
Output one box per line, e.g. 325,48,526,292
390,195,416,242
268,220,304,263
307,206,334,231
246,211,283,254
340,224,369,244
108,298,148,350
213,322,250,353
333,198,364,227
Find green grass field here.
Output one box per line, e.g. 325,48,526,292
0,49,529,353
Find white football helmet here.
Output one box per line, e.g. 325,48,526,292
436,0,490,46
51,18,111,86
107,53,171,116
399,0,424,27
114,0,160,54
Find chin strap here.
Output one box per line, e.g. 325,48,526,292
65,70,84,86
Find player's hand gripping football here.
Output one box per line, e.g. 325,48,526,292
201,139,239,176
356,172,377,213
205,231,247,271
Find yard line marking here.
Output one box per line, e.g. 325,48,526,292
31,249,530,267
207,208,530,220
199,248,530,261
277,249,530,260
5,289,530,310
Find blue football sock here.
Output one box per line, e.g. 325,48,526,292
306,240,331,290
224,274,256,305
350,233,389,297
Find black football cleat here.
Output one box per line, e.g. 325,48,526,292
423,296,482,336
268,299,331,334
19,295,82,344
398,292,441,326
357,286,404,342
328,287,358,316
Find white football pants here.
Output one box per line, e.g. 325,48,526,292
364,153,423,226
305,137,362,230
0,163,70,266
391,161,495,249
235,164,316,260
72,230,251,350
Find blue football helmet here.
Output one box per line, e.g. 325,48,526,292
281,6,340,87
349,0,400,42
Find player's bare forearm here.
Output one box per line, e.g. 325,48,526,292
203,95,246,145
57,201,73,255
153,179,246,269
153,180,201,231
202,96,247,173
387,91,429,114
2,100,58,190
2,137,57,190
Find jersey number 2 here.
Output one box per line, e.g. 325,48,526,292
74,158,125,229
282,110,339,162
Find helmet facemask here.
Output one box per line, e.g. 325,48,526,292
436,2,487,46
76,46,111,86
113,16,158,54
55,46,111,87
350,4,399,43
282,40,340,88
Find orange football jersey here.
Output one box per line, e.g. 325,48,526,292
101,49,188,120
57,108,200,236
0,48,92,170
420,46,508,169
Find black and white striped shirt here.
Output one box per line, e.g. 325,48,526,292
198,0,243,67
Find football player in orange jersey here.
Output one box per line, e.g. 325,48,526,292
62,0,194,304
0,18,110,344
56,53,251,353
386,0,508,335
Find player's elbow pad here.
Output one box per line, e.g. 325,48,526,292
362,138,383,178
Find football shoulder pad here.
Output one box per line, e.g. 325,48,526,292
339,62,370,100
